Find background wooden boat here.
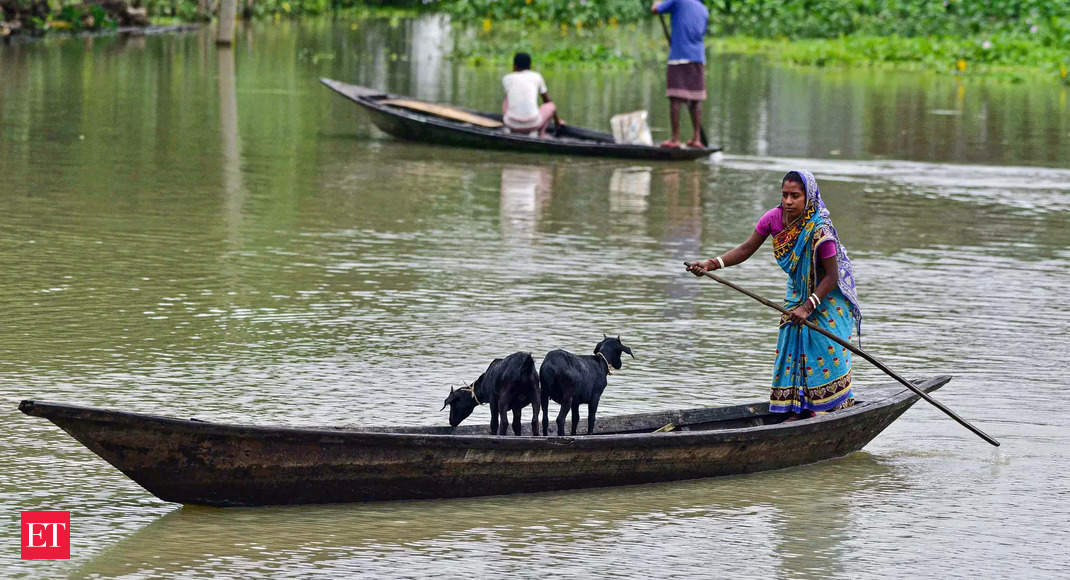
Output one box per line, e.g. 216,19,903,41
18,376,948,507
321,78,721,161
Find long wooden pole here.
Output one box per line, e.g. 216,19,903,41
657,12,672,45
690,266,1000,447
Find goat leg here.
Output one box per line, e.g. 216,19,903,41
555,399,570,437
498,407,510,436
531,396,542,436
511,408,522,436
540,392,550,435
587,398,600,435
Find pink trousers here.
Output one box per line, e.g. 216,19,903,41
503,101,557,134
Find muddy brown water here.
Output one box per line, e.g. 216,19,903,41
2,17,1068,578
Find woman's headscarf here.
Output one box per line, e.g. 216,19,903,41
785,170,862,338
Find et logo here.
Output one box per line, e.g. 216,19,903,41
20,511,70,559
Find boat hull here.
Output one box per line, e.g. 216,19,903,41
19,377,948,506
321,78,720,161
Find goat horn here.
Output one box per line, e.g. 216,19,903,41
603,333,607,339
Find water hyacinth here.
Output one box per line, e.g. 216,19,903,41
434,0,1069,41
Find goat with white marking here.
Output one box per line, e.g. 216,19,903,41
539,335,633,436
442,351,542,436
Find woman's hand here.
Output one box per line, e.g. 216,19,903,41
685,259,715,276
788,301,814,325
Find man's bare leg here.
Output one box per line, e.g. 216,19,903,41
661,97,684,147
685,100,703,148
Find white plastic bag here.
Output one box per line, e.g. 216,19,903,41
610,110,654,146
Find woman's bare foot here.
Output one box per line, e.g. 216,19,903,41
685,138,703,148
783,410,817,422
659,139,682,149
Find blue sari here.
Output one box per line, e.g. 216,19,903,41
769,170,862,414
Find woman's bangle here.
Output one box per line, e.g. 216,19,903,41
715,256,725,270
808,294,820,309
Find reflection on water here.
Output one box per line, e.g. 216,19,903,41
500,165,552,241
408,13,452,102
2,17,1069,580
73,454,893,578
218,45,244,239
658,168,703,255
610,166,652,211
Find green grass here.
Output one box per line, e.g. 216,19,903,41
449,18,1069,82
713,34,1070,79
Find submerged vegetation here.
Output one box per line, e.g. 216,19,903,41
444,0,1069,78
436,0,1069,40
451,19,1070,80
2,0,1067,78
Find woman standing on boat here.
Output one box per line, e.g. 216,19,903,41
686,170,862,419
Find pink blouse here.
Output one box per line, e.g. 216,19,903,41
755,207,837,259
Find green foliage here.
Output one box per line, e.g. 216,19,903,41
442,1,1070,77
714,33,1070,77
9,0,1068,78
50,3,118,31
701,0,1069,39
435,0,647,28
435,0,1070,42
450,19,659,70
235,0,420,19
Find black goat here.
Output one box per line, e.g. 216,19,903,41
442,352,542,436
539,335,633,436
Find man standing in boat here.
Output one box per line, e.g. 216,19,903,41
502,52,563,138
651,0,708,149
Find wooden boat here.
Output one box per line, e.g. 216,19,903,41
320,78,721,161
18,376,948,507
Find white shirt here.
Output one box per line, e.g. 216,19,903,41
502,70,548,129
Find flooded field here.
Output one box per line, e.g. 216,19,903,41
2,17,1068,578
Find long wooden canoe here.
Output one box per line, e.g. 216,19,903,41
18,376,948,506
320,78,721,161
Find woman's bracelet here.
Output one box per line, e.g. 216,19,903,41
808,294,820,309
714,256,725,270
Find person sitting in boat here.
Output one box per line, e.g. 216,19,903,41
685,170,862,421
502,52,563,138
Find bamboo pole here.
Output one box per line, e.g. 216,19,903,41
689,266,1000,447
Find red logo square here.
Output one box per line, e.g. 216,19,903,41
20,511,70,559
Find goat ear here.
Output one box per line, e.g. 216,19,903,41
450,386,455,393
623,345,634,358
